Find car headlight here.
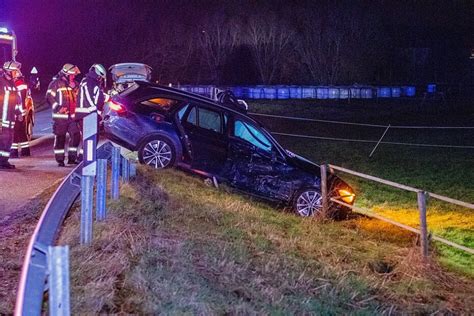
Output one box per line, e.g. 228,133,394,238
338,189,355,204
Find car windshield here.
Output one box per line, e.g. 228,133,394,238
234,120,272,151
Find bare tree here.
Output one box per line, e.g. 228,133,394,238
296,4,381,84
245,13,295,84
197,11,241,83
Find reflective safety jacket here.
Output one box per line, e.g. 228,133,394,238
0,75,24,130
46,75,78,121
15,77,29,118
76,71,109,119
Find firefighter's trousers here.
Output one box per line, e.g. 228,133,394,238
0,127,14,165
53,119,80,163
11,117,30,157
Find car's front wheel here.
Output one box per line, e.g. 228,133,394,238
293,189,323,217
138,136,176,169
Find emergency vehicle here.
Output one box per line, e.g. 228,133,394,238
0,26,35,141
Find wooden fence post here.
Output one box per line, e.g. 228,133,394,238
417,191,429,258
321,164,328,217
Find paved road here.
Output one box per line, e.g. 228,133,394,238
33,107,53,136
0,108,71,219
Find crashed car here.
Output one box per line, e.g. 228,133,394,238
102,81,355,217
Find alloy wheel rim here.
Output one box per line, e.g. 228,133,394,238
143,140,172,169
296,190,322,217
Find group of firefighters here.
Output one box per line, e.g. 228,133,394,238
0,61,109,169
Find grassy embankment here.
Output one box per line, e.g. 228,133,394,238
58,167,473,314
249,99,474,274
0,183,61,314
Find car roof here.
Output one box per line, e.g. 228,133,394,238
126,81,263,126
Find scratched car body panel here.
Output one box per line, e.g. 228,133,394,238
103,81,355,216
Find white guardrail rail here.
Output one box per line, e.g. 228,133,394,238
14,143,115,316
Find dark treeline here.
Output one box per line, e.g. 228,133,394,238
3,0,473,85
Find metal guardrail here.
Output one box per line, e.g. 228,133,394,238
15,142,114,316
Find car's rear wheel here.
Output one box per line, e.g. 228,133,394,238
294,189,323,217
138,136,176,169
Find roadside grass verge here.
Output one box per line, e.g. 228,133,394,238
59,167,473,314
248,100,474,275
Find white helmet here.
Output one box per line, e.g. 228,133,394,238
61,63,81,76
90,64,106,80
3,60,22,72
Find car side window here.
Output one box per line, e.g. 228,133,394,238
186,106,223,133
177,103,190,121
186,106,197,125
234,120,272,152
199,108,221,132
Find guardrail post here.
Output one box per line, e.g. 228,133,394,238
111,147,120,200
321,164,328,216
96,159,107,221
417,191,429,258
129,162,137,178
48,246,70,316
121,157,130,182
81,111,98,245
80,175,94,245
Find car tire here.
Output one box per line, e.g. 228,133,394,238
293,188,324,217
138,135,176,169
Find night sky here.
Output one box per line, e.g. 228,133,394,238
1,0,472,85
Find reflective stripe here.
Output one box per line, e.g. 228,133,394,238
93,86,99,105
47,89,56,97
75,106,97,113
2,89,9,122
59,87,63,105
57,87,73,92
20,142,29,148
54,149,65,154
11,143,19,149
16,84,28,91
1,121,15,128
52,113,69,119
68,147,77,152
81,81,94,108
52,102,59,110
0,151,11,157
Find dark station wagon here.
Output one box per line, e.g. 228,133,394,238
102,82,355,217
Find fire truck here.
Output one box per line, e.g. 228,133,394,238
0,26,36,141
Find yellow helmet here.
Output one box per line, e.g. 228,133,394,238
61,63,81,75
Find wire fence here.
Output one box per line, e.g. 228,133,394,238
251,112,474,150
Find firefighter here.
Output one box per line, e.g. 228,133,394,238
46,63,81,167
10,68,31,157
76,64,109,129
0,61,24,169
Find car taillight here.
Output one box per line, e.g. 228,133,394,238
338,189,355,204
109,100,126,114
